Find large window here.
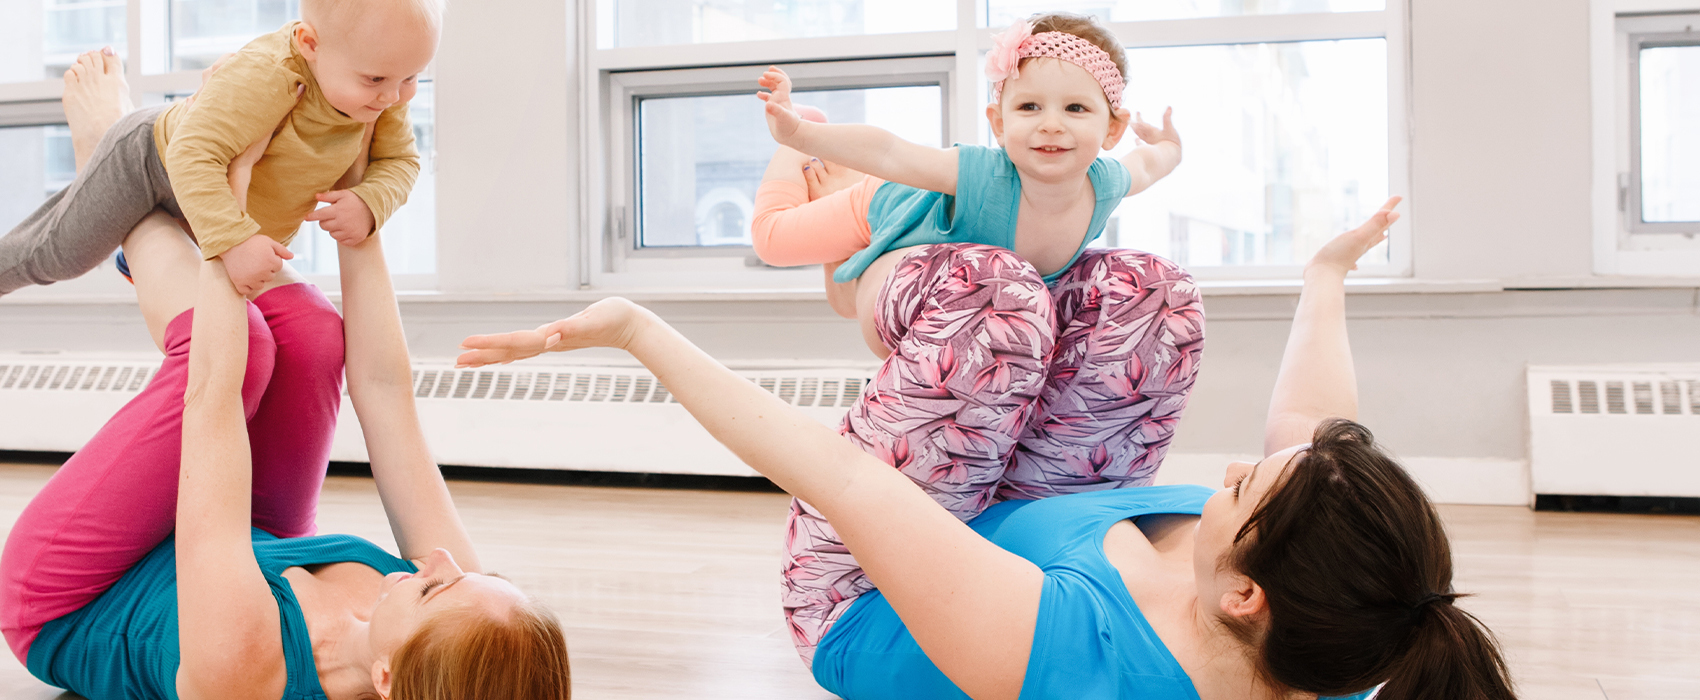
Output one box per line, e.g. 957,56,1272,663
1629,35,1699,232
0,0,129,83
1598,12,1700,276
0,0,437,291
592,0,1408,285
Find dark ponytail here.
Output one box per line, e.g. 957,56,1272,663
1379,599,1515,700
1223,419,1516,700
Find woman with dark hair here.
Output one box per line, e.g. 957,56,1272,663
0,52,570,700
461,196,1514,700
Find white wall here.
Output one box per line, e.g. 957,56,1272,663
4,0,1699,504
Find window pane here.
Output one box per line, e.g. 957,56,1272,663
987,0,1382,26
598,0,953,49
171,0,301,71
289,81,436,274
637,85,942,249
0,1,128,83
1639,44,1700,224
0,125,75,232
1094,39,1388,267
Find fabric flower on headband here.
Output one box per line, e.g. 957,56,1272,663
985,20,1035,85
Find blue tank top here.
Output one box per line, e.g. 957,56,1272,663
812,486,1376,700
833,144,1132,284
26,529,415,700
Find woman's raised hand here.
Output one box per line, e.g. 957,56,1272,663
1307,196,1402,276
757,66,804,147
456,297,647,368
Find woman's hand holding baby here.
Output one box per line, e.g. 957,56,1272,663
456,297,650,368
218,234,294,296
757,66,805,148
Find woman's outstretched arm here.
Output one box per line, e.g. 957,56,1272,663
1263,197,1401,455
459,303,1043,700
176,260,286,700
338,234,480,569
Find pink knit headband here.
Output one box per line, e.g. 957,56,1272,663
986,21,1126,110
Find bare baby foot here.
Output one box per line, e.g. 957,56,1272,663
63,47,133,172
805,157,867,200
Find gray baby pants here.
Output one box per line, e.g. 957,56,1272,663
0,104,181,296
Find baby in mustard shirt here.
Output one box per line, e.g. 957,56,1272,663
0,0,439,296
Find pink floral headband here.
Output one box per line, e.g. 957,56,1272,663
986,20,1126,110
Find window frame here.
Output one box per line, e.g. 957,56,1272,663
1593,8,1700,277
1625,29,1700,235
585,0,1413,287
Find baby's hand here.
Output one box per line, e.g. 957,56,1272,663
220,234,293,295
757,66,804,147
1132,107,1181,152
306,190,374,246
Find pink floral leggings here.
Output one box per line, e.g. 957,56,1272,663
781,243,1206,665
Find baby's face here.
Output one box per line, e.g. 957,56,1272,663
304,19,437,123
987,58,1127,184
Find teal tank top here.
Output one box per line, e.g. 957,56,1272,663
833,144,1132,284
812,486,1377,700
26,529,415,700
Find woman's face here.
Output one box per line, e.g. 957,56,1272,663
367,548,526,658
1192,444,1307,615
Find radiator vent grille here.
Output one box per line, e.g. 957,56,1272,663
396,366,869,409
0,363,158,394
1544,375,1698,416
0,361,871,410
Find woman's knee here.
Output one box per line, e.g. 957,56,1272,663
874,243,1053,343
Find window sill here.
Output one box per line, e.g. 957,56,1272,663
5,276,1699,308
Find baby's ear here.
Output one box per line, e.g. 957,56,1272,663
1102,108,1132,149
985,103,1005,142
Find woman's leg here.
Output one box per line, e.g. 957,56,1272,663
0,215,276,662
782,242,1057,664
245,281,345,538
997,249,1206,500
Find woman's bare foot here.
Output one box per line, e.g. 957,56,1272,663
63,47,133,172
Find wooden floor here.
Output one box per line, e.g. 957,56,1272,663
0,460,1695,700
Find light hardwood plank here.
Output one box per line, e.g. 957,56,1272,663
0,460,1695,699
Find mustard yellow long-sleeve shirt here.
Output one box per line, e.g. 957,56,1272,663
154,22,420,260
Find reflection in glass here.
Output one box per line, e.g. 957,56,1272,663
289,81,437,275
0,125,75,233
172,0,301,71
1638,44,1700,224
986,0,1383,27
598,0,952,48
1090,39,1388,267
637,86,941,248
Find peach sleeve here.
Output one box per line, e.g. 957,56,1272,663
749,176,883,267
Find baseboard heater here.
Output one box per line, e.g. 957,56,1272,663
1527,364,1700,499
0,355,875,477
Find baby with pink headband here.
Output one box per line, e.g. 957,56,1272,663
750,12,1184,355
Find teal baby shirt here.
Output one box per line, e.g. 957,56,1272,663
27,529,415,700
833,144,1132,284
